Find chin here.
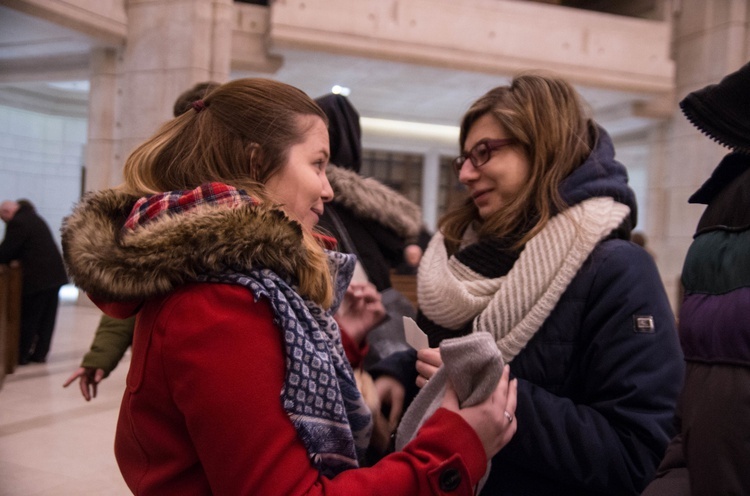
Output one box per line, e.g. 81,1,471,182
477,205,500,219
304,215,319,229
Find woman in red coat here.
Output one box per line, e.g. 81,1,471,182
61,78,516,495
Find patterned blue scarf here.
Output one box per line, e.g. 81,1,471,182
198,244,372,478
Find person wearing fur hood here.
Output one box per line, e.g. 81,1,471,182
61,78,517,495
315,94,430,419
62,94,426,402
323,163,426,288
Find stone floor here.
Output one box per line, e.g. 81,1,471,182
0,301,131,495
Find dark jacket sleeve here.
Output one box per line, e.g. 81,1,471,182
493,243,684,495
640,368,692,496
1,209,67,292
80,314,135,376
369,348,420,413
360,217,410,268
641,429,691,496
0,218,27,263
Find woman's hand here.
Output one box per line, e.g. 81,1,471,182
403,244,423,267
440,364,518,459
335,282,386,345
416,347,442,388
63,367,106,401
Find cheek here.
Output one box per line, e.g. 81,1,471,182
267,175,300,215
507,159,530,189
515,166,530,187
304,172,322,200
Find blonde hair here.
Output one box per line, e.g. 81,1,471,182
122,78,334,306
440,73,595,252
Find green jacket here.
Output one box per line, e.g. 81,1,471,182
81,314,135,376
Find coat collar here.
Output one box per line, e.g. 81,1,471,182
62,187,317,302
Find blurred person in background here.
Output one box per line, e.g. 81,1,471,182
0,198,67,364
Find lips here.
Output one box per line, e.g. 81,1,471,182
309,207,323,226
471,189,492,201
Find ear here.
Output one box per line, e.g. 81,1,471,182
246,143,262,182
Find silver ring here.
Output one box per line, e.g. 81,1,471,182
504,411,514,424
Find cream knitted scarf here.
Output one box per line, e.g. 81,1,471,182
418,197,631,361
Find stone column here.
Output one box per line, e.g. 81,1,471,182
117,0,233,177
85,47,121,192
648,0,748,310
421,148,441,231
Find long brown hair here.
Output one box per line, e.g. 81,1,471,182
122,78,334,306
440,73,595,252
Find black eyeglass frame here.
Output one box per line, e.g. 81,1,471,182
452,138,517,176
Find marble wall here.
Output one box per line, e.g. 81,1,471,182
0,105,85,246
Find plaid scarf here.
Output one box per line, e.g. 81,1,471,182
124,182,256,230
124,183,372,477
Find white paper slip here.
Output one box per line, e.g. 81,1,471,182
403,316,429,350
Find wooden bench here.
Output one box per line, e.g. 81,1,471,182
389,270,418,309
0,262,22,388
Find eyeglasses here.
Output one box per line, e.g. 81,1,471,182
452,138,516,176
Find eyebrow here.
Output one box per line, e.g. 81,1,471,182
461,138,489,153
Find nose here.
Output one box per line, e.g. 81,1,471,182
321,171,334,203
457,158,479,184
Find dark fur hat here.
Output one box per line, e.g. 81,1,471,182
679,61,750,155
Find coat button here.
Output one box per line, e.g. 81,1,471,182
438,467,461,491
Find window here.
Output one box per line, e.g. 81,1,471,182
360,149,423,206
358,150,469,223
438,155,467,218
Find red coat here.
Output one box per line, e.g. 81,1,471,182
108,282,487,495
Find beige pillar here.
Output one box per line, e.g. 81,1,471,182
115,0,233,184
85,47,121,192
648,0,749,310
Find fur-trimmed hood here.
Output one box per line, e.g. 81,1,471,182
61,188,317,302
326,164,423,240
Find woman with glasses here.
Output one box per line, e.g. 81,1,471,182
378,73,684,495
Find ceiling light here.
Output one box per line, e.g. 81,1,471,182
47,81,90,92
331,85,350,96
360,117,458,141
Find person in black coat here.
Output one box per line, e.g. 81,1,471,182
314,93,430,369
314,93,428,292
642,60,750,496
0,199,68,363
